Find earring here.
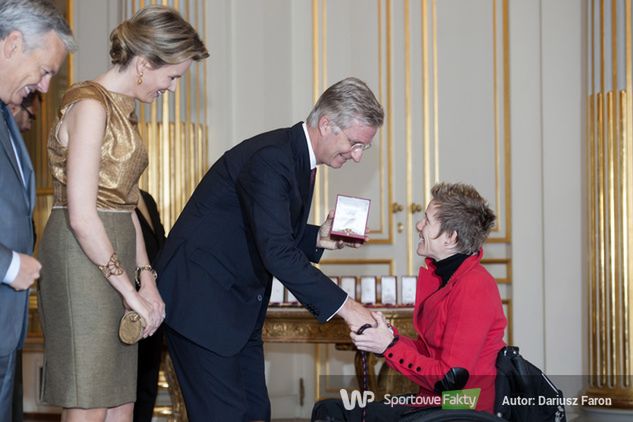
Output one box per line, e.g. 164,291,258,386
137,71,144,85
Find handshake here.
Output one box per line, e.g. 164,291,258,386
339,299,396,355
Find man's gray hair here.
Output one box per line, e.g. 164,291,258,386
306,77,384,130
0,0,76,52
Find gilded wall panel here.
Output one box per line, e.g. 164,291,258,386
309,0,511,281
585,0,633,409
309,0,513,402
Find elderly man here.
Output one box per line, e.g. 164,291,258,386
7,89,40,422
157,77,384,421
0,1,75,420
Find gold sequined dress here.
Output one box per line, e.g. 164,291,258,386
38,81,148,408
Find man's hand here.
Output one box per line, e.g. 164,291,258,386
337,298,376,330
317,210,368,250
138,271,166,335
351,311,394,354
11,253,41,291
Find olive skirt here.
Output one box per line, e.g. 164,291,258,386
38,209,137,408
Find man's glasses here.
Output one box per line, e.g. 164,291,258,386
20,104,35,121
339,127,372,153
350,141,371,153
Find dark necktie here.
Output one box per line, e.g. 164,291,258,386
1,103,26,187
310,167,317,186
306,167,317,207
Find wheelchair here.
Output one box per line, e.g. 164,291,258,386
399,346,566,422
399,409,505,421
395,366,506,422
312,366,506,422
314,347,565,422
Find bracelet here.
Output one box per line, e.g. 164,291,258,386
356,323,373,335
375,335,399,357
134,265,157,289
97,253,124,279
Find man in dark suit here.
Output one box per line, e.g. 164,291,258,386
156,77,384,421
0,1,75,420
8,91,41,422
134,190,167,422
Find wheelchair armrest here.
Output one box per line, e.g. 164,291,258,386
434,367,469,394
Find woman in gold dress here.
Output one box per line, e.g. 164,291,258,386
38,6,208,421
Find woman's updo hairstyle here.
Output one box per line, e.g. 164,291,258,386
109,5,208,69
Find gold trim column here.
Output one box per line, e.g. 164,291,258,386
585,0,633,408
131,0,209,231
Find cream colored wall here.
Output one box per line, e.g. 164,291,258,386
510,0,585,413
28,0,586,418
72,0,120,82
540,0,585,379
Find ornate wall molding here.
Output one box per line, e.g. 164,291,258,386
586,0,633,409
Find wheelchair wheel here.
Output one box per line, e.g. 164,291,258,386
399,409,506,422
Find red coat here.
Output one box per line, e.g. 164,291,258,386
385,250,507,413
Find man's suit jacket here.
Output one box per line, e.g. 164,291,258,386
136,190,166,264
156,122,347,356
0,102,35,356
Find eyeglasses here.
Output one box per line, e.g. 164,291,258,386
20,104,35,121
339,127,372,153
350,141,372,153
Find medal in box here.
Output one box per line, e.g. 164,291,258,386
331,194,371,241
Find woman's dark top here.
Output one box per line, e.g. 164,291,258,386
433,253,469,287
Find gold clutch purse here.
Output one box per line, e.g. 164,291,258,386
119,311,145,344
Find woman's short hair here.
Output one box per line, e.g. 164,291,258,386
109,5,209,69
0,0,76,52
431,182,496,254
306,77,384,130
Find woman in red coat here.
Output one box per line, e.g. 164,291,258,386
313,182,506,421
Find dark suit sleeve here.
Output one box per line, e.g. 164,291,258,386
298,224,325,263
236,147,346,322
140,190,166,243
0,244,12,281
